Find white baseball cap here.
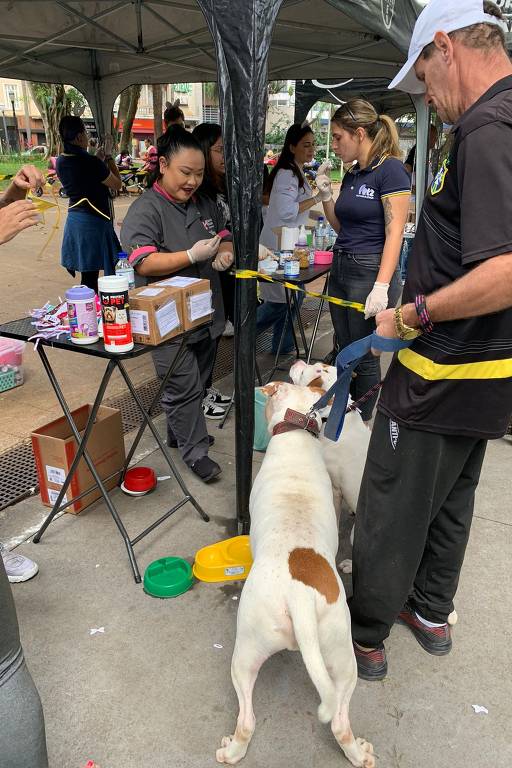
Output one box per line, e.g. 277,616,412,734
389,0,507,93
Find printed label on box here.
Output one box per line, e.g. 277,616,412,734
130,309,150,336
155,300,179,338
189,291,212,321
157,276,201,287
46,465,66,486
137,287,165,297
48,488,68,505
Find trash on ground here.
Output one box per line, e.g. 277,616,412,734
471,705,489,715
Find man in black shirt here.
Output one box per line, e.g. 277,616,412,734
350,0,512,681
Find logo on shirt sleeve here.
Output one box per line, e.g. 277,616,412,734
356,184,376,200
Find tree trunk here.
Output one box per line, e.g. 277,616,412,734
120,84,141,153
152,84,163,142
29,82,69,156
115,87,131,146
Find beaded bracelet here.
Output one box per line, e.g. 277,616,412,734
414,294,434,333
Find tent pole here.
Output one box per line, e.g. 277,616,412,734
412,94,429,226
196,0,284,533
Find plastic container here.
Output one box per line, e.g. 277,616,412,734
254,387,270,451
65,285,99,345
193,535,253,583
98,274,134,353
122,466,157,494
294,243,310,269
115,251,135,290
144,557,194,598
314,250,333,265
0,339,25,392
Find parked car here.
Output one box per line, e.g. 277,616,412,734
22,145,47,156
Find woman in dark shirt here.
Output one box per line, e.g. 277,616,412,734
121,127,234,482
57,116,122,293
316,100,411,422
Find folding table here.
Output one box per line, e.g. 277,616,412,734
0,317,209,584
263,263,331,383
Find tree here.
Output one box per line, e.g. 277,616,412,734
119,84,141,152
29,83,70,155
152,84,163,142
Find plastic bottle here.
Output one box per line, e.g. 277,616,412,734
65,285,99,345
115,251,135,290
98,274,134,353
314,217,325,251
297,225,308,246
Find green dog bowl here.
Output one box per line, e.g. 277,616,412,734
143,557,194,598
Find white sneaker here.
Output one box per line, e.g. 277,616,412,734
222,320,235,337
0,543,39,583
205,387,232,406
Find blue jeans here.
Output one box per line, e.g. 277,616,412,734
256,293,304,354
329,251,401,421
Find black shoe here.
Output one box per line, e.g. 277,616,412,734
190,455,221,483
353,642,387,681
167,434,215,449
397,602,452,656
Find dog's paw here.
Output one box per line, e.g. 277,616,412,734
448,609,458,626
355,738,375,768
338,558,353,574
216,736,246,765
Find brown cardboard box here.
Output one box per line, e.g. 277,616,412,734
128,284,183,345
155,276,212,332
31,404,125,514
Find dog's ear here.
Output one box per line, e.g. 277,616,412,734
260,381,283,398
289,360,306,385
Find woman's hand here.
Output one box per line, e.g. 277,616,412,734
212,250,234,271
258,244,273,261
1,165,46,206
187,235,221,264
0,200,40,244
315,173,333,202
364,281,389,319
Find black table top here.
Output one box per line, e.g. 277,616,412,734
264,262,331,286
0,317,165,359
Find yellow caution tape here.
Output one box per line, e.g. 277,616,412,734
27,191,58,212
0,173,14,181
234,269,365,313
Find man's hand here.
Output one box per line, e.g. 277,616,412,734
3,165,46,205
212,250,234,271
0,200,40,244
371,307,397,356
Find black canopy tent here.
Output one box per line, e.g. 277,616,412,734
0,0,435,531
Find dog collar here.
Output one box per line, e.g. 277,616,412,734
272,408,320,438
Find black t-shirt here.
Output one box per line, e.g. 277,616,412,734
379,76,512,439
405,145,416,169
56,148,111,218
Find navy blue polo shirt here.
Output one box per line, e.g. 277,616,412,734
334,156,411,253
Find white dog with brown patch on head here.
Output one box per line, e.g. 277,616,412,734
217,382,375,768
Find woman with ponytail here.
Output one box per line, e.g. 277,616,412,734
121,126,234,482
315,99,411,422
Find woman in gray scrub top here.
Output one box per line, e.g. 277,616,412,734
121,127,234,483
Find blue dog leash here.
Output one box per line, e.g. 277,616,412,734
310,333,413,441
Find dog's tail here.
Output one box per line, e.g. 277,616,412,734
287,586,337,723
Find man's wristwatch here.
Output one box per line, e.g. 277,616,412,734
394,306,422,341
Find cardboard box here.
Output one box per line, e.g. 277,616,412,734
31,404,125,514
155,276,213,332
128,284,183,345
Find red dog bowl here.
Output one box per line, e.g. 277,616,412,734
123,467,157,493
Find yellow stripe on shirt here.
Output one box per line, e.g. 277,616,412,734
398,347,512,380
380,191,411,199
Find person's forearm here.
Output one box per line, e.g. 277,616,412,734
321,198,340,232
106,157,121,179
402,253,512,327
297,194,321,214
1,181,26,207
377,228,402,283
135,250,191,277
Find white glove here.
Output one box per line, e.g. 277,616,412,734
364,281,389,319
316,159,332,177
258,244,273,261
315,173,333,202
212,250,234,271
187,235,221,264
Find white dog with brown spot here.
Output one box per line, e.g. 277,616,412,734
217,382,375,768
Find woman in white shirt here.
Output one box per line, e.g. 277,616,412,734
258,124,323,354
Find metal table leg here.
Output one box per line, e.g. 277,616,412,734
288,286,309,358
306,273,330,364
32,348,143,582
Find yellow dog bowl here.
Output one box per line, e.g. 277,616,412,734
193,535,253,583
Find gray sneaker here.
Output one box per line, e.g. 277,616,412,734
0,543,39,583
